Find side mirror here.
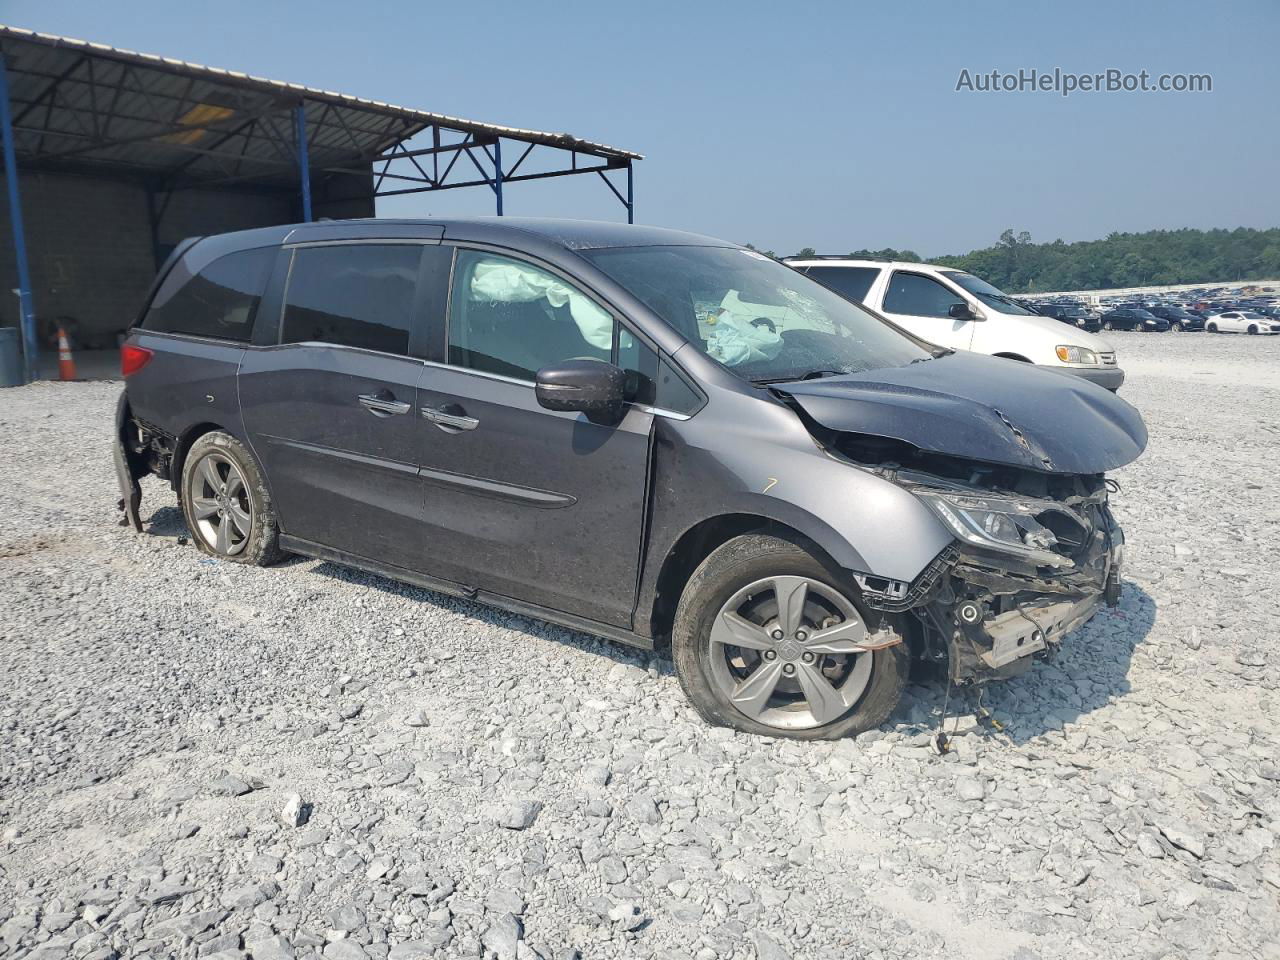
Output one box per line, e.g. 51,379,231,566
949,301,981,321
535,359,627,424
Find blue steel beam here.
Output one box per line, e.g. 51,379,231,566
0,53,37,382
294,102,312,222
626,161,634,224
493,138,503,216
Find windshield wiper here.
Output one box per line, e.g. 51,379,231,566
752,369,843,385
911,348,954,363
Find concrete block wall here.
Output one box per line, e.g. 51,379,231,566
0,169,374,350
0,172,155,349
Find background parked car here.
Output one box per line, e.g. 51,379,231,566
784,257,1124,389
1205,311,1280,334
1038,303,1103,332
1144,305,1205,332
1099,307,1169,332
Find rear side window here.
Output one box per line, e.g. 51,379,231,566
281,244,422,355
143,247,274,341
805,266,879,304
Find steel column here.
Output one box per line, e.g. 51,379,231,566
626,161,634,224
294,102,312,222
0,53,37,382
493,138,503,216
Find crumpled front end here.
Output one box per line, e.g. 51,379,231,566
933,493,1122,682
851,462,1124,684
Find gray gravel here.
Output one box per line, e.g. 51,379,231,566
2,332,1278,960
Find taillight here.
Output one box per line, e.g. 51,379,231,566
120,344,154,377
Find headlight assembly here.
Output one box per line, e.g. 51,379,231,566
1055,345,1099,364
913,489,1073,567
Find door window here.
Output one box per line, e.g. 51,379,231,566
448,251,614,381
143,247,275,342
280,244,422,356
882,271,966,318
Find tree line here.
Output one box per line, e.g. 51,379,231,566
760,227,1280,292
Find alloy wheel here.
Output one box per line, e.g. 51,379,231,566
189,453,252,555
707,576,875,731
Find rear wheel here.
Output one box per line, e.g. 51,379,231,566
672,534,907,739
181,431,284,566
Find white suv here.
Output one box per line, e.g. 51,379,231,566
785,257,1124,390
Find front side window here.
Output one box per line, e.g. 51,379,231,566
448,250,614,381
143,247,275,341
805,265,879,304
281,244,421,355
582,245,929,383
883,271,966,319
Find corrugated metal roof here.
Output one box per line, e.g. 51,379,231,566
0,23,641,189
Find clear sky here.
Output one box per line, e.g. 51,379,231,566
4,0,1277,256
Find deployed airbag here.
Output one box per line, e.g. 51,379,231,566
470,260,614,350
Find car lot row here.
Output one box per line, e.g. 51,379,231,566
1022,291,1280,335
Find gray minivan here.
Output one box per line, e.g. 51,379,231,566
115,218,1146,740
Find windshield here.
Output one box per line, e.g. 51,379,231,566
581,245,931,382
939,271,1038,315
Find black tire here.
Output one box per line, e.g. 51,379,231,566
1207,322,1217,333
1171,322,1183,333
671,533,908,740
180,431,285,566
1102,321,1113,331
1248,325,1258,335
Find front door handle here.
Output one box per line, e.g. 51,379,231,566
358,393,411,416
421,405,479,432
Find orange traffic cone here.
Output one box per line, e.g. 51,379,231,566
57,326,78,381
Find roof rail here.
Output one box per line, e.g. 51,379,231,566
784,254,897,262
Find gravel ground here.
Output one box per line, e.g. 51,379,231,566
2,332,1278,960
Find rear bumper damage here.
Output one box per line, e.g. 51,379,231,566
113,391,144,532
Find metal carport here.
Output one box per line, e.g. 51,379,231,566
0,24,642,383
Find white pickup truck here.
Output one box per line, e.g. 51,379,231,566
784,257,1124,391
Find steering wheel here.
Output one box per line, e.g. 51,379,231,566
750,316,777,332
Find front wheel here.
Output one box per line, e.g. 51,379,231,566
671,534,907,739
180,431,285,566
1248,325,1259,335
1171,322,1183,333
1102,321,1114,331
1207,322,1218,333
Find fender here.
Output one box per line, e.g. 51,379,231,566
632,411,955,638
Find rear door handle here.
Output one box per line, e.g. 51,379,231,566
421,405,479,432
358,393,411,416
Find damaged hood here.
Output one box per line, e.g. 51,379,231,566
777,352,1147,474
